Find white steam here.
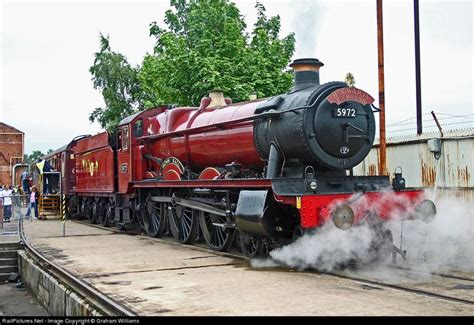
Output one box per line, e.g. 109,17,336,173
251,191,473,275
251,222,379,271
291,0,326,58
388,195,473,273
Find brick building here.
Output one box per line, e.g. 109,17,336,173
0,122,24,187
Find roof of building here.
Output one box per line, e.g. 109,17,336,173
0,122,24,134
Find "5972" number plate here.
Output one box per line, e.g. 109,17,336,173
333,108,356,118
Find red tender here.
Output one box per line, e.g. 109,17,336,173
74,132,115,194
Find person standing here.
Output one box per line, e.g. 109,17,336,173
2,185,13,222
25,186,39,220
21,170,30,194
0,185,4,222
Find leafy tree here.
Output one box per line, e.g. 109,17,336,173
90,0,296,127
247,3,295,98
139,0,295,107
24,150,48,164
89,34,142,130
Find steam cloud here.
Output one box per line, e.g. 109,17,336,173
251,192,473,276
389,194,473,273
291,0,325,58
251,222,379,271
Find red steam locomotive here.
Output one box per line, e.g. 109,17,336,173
43,58,436,259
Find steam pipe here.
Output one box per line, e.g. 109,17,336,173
266,143,282,179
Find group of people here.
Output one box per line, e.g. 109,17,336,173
0,170,40,222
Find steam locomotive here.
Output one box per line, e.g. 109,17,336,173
42,58,436,259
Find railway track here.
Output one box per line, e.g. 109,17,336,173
19,219,137,316
326,269,474,306
30,219,474,312
391,264,474,282
77,219,474,306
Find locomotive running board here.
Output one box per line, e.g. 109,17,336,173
133,179,272,189
150,195,227,217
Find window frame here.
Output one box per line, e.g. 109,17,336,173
122,126,129,150
133,119,143,138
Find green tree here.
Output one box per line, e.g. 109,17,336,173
89,34,142,130
24,150,47,164
90,0,296,127
247,3,295,98
139,0,295,107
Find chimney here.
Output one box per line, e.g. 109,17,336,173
289,58,324,91
208,90,227,108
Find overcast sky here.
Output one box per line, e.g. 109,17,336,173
1,0,472,154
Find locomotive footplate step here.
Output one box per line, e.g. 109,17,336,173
20,220,474,316
392,245,407,260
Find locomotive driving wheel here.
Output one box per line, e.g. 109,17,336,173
89,200,98,224
67,195,78,219
199,211,235,252
103,201,114,227
143,195,167,238
79,198,88,219
239,233,264,258
97,199,109,227
168,203,198,244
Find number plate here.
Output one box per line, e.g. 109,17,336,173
333,108,357,118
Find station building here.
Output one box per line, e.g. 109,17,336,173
0,122,24,186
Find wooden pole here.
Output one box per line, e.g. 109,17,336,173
377,0,387,175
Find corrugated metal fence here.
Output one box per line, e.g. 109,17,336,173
354,129,474,207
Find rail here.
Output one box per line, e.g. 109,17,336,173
326,270,474,306
17,205,136,316
73,219,474,307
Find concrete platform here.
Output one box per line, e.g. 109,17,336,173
0,215,49,316
0,217,19,244
22,219,474,316
0,282,49,316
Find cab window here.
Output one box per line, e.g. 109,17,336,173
122,126,129,150
117,131,122,150
133,119,143,138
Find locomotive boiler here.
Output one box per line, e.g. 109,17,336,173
58,58,436,261
140,58,375,174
